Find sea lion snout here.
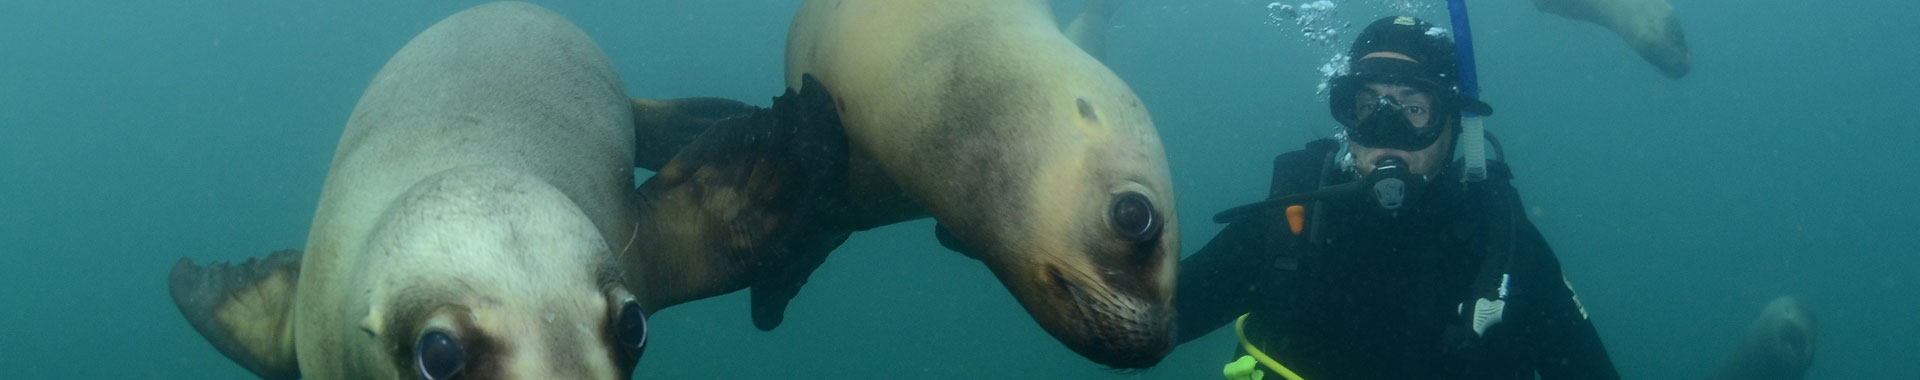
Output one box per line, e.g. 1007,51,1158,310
1757,296,1816,367
1003,162,1176,369
1040,265,1173,368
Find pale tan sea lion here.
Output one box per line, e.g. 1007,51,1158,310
167,3,649,379
1532,0,1693,78
1709,296,1818,380
782,0,1179,368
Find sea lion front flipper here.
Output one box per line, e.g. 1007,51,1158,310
748,230,850,330
743,75,855,330
632,97,761,172
167,249,303,380
629,76,853,319
932,223,981,261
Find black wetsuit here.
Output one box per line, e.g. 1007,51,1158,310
1177,139,1619,379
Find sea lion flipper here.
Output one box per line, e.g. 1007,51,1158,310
628,76,854,315
743,75,858,330
167,249,303,380
632,97,761,172
932,223,980,260
748,231,851,330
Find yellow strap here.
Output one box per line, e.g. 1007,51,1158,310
1235,313,1307,380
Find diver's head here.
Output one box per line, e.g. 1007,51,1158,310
1329,16,1493,177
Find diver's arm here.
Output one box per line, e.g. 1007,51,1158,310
1174,219,1267,345
1511,217,1622,379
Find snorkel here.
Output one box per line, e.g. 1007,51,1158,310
1448,0,1491,182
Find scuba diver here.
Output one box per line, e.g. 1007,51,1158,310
1179,16,1620,379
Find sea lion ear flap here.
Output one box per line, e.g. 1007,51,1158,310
168,249,304,380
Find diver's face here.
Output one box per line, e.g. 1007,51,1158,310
1348,82,1452,176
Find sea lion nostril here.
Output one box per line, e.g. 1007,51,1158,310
1110,192,1159,243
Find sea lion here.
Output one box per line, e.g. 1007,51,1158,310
1709,296,1818,380
167,3,648,379
1532,0,1692,78
782,0,1179,368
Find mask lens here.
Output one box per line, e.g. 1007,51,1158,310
1347,90,1444,151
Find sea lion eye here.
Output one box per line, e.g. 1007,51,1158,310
415,330,465,380
616,300,649,356
1109,192,1160,243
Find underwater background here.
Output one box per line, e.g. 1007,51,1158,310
2,0,1913,378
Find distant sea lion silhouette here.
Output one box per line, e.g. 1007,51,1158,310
1709,296,1818,380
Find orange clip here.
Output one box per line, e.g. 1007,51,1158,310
1285,205,1306,235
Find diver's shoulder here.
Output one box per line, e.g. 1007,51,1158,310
1272,138,1341,167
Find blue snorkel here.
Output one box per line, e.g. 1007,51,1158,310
1447,0,1491,182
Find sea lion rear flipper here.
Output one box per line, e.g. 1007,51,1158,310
632,97,761,171
167,249,303,380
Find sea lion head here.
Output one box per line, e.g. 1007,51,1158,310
1750,296,1817,375
353,166,648,379
933,79,1179,369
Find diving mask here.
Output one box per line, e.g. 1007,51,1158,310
1345,90,1446,152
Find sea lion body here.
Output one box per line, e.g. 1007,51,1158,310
1532,0,1692,77
784,0,1178,368
169,3,645,379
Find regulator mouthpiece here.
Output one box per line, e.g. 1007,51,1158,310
1367,157,1420,211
